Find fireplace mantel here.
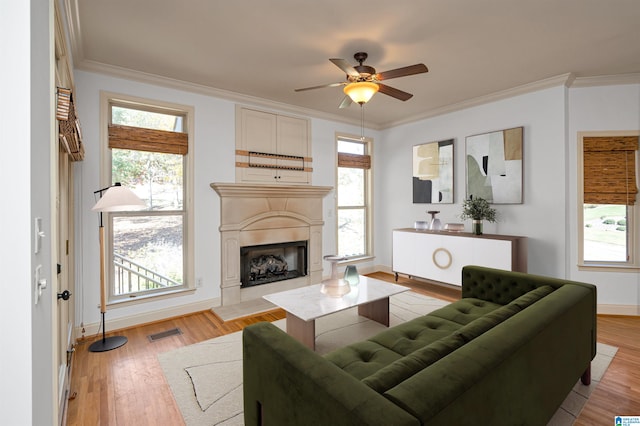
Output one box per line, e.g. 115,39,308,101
211,183,333,306
211,183,333,199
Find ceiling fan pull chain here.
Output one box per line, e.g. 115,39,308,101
360,104,365,140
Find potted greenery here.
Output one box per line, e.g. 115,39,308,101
460,196,497,235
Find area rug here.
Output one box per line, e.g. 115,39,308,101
158,292,617,426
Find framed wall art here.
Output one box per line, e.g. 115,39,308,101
413,139,454,203
465,126,523,204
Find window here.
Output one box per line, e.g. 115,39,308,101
104,95,193,300
578,132,639,268
336,135,372,258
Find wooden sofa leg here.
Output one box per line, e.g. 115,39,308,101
581,363,591,385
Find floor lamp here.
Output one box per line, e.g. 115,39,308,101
89,183,145,352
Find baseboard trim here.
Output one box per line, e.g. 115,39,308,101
374,264,393,275
76,297,220,339
597,303,640,316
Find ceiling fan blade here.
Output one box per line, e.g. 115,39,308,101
378,83,413,101
376,64,428,81
294,82,345,92
329,58,360,77
338,96,353,109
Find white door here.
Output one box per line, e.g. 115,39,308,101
56,144,74,423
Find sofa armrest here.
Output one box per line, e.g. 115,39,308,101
243,322,419,426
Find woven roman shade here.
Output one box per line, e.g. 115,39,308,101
583,136,638,205
108,124,188,155
56,87,85,161
338,152,371,169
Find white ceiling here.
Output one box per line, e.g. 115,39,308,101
66,0,640,129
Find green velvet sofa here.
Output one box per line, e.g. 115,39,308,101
243,266,597,425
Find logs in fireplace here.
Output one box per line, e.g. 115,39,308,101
240,240,308,288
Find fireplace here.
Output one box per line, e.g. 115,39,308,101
240,240,308,288
211,183,333,306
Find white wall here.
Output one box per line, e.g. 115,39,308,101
376,86,569,278
568,84,640,312
73,71,367,329
0,2,34,423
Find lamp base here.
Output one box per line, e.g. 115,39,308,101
89,335,128,352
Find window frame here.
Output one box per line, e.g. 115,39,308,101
100,92,195,304
335,133,373,261
577,130,640,271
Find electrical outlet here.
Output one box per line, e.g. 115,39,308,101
196,277,203,288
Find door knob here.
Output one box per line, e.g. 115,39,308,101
57,290,72,301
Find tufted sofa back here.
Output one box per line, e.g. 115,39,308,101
463,265,576,305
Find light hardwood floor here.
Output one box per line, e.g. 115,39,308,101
66,273,640,425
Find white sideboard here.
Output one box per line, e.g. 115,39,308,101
392,228,527,286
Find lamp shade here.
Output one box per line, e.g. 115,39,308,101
92,185,146,212
343,82,379,104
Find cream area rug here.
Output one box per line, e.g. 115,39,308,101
158,292,617,426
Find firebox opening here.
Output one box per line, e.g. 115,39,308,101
240,240,308,288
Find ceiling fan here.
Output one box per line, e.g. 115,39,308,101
295,52,428,108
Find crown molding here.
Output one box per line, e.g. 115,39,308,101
75,58,376,128
570,72,640,88
70,54,640,131
383,73,575,128
75,57,576,131
64,0,84,68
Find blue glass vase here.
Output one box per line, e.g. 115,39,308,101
343,265,360,286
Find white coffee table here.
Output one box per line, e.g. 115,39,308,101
263,275,410,350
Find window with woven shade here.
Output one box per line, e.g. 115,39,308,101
103,97,194,302
336,136,372,259
579,132,639,268
337,151,371,169
583,136,638,205
108,104,188,155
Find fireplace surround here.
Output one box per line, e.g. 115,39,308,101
211,183,332,306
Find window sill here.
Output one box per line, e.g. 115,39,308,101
578,263,640,272
107,287,196,309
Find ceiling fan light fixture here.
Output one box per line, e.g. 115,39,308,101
344,81,379,104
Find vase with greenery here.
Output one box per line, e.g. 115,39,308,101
460,196,497,235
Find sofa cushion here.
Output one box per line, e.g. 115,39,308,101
360,285,556,393
457,285,554,341
323,340,404,380
426,298,503,326
368,315,464,356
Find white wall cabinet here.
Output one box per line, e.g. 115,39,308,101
236,107,311,184
392,228,527,286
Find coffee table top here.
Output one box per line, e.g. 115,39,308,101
263,275,410,322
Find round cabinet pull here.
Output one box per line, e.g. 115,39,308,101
432,248,452,269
